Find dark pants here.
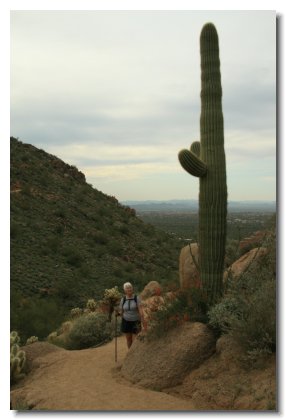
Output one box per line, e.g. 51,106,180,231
121,318,141,334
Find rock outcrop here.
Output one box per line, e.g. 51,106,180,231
121,322,216,390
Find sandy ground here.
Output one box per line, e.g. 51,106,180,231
11,337,196,411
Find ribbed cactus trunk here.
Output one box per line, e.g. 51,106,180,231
178,23,227,306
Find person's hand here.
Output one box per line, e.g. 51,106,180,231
141,320,147,331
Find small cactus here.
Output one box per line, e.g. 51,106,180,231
26,336,38,345
10,330,20,346
70,307,83,318
10,332,26,383
86,298,97,312
103,286,121,304
47,331,58,342
103,287,122,321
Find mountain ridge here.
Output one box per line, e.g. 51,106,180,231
10,137,183,339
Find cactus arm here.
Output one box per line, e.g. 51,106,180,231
178,149,207,177
190,141,201,157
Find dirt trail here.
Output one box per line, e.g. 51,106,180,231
11,337,196,411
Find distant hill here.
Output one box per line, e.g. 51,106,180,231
10,137,184,338
122,199,276,213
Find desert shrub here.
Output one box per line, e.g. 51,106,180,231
11,296,66,342
79,263,91,277
207,296,242,332
208,231,276,358
108,240,123,256
124,262,134,273
53,208,67,219
11,222,21,239
235,276,275,352
92,231,108,245
21,185,32,196
225,239,240,267
143,224,154,237
68,313,113,350
119,224,129,235
64,247,83,267
113,267,124,278
46,236,60,252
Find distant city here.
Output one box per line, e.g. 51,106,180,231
121,199,276,213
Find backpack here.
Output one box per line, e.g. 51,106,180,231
122,294,138,310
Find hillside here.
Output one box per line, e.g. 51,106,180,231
10,137,184,339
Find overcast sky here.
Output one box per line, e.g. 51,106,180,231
10,10,276,202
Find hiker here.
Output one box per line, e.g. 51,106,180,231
116,282,146,349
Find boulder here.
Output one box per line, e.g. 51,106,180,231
140,281,162,300
224,247,267,281
121,322,216,390
239,231,265,252
179,243,200,290
180,243,268,287
215,334,244,363
22,341,64,374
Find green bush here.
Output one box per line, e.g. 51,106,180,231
225,239,240,267
108,241,123,256
68,313,113,350
92,232,108,245
11,295,66,342
10,222,21,239
63,247,83,267
207,296,243,332
235,277,275,352
208,231,276,357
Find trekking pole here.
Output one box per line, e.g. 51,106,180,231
115,312,118,363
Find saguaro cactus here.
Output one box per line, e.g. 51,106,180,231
178,23,227,305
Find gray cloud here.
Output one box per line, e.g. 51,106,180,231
10,10,276,201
